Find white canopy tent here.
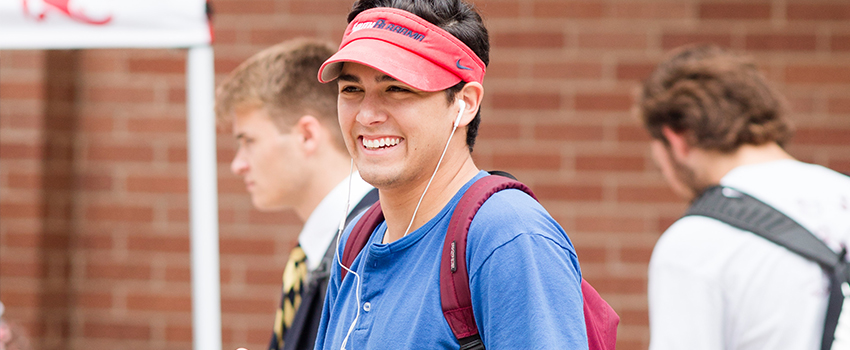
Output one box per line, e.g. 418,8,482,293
0,1,221,349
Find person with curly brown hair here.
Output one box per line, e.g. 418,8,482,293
638,45,850,350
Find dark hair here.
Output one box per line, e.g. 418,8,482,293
348,0,489,152
638,45,793,152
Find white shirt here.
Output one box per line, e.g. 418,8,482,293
649,160,850,350
299,172,374,271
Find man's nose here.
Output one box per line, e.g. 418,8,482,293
231,150,248,175
355,93,388,126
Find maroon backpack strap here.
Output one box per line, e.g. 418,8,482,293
440,175,536,345
340,201,384,281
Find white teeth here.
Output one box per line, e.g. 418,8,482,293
363,137,401,150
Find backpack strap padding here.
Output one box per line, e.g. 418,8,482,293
340,201,384,281
686,185,845,350
440,175,536,340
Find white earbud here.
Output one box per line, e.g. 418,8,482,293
453,100,465,128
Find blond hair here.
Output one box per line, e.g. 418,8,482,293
215,38,342,148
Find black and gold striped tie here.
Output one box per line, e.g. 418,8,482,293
272,244,308,349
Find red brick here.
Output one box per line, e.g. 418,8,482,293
477,1,521,18
786,65,850,84
618,309,650,326
486,61,520,79
219,237,277,255
86,145,154,162
214,58,245,74
793,128,850,145
586,276,646,294
88,87,155,103
699,3,771,20
576,155,645,172
213,0,275,14
250,29,321,45
745,34,817,51
833,35,850,51
86,205,153,222
0,82,44,99
492,153,562,170
84,321,150,339
661,33,732,49
533,62,603,79
127,235,189,252
77,292,113,308
245,268,283,285
829,98,850,114
165,266,191,282
787,4,850,21
169,88,186,103
532,2,607,18
1,232,41,248
221,297,275,313
575,246,607,263
620,246,654,263
290,1,351,15
491,93,561,110
77,174,113,191
79,234,113,250
478,122,522,140
575,93,633,111
617,125,652,142
492,32,565,49
534,184,604,201
0,260,43,278
79,116,114,133
127,293,191,312
616,63,656,81
127,117,186,133
128,58,185,74
578,33,647,50
617,186,680,203
0,143,43,159
126,176,188,193
166,324,192,341
576,217,646,233
534,125,604,141
612,3,691,19
248,210,301,225
85,263,151,280
0,202,42,218
7,172,41,189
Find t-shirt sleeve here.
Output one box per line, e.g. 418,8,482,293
648,218,725,350
467,190,588,348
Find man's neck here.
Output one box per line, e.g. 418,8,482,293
693,142,795,185
293,150,353,222
379,156,479,244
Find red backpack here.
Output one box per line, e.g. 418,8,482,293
340,175,619,349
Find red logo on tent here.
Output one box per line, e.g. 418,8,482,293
22,0,113,25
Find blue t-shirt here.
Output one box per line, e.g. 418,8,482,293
314,171,588,349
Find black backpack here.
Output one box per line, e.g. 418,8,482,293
686,185,850,350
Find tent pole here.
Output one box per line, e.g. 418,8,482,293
186,44,222,350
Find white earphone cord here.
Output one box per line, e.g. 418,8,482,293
335,100,465,350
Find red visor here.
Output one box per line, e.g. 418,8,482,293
318,7,485,92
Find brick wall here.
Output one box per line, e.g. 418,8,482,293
1,0,848,349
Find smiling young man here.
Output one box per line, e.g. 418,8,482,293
215,38,377,350
639,45,850,350
311,1,587,349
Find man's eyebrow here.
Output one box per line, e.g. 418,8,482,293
376,75,398,83
234,132,246,140
338,74,360,83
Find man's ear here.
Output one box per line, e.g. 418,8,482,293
661,126,690,161
293,115,323,155
455,82,484,127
